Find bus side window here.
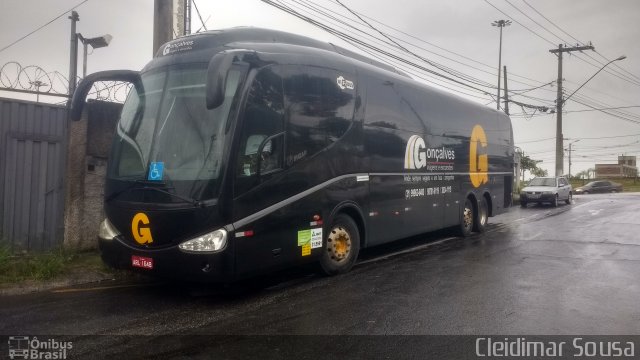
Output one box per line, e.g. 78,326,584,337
235,67,284,194
283,66,355,167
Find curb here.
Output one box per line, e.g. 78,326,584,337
0,270,117,296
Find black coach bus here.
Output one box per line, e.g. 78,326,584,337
71,27,514,282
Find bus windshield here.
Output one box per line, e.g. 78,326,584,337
108,65,244,201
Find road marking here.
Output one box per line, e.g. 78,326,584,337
525,232,542,240
589,209,603,216
513,213,542,223
357,236,457,266
51,283,160,293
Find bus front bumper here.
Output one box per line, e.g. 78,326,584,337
98,236,235,283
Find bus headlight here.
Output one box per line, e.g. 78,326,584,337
98,218,120,240
178,229,227,253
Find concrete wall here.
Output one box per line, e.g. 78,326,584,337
63,100,121,251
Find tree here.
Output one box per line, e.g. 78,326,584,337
574,170,589,180
531,167,548,177
519,154,545,181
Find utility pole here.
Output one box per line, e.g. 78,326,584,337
549,43,594,177
184,0,192,35
565,139,580,179
514,148,522,192
492,20,511,111
503,65,509,115
567,144,572,179
68,11,80,104
153,0,174,55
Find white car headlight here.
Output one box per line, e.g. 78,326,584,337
179,229,227,253
99,218,121,240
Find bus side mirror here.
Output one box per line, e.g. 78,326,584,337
206,52,236,109
70,70,140,121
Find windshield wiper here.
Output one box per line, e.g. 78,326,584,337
106,180,203,207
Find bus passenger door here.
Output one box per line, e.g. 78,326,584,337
232,66,291,277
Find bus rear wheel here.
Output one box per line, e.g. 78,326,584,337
320,214,360,276
473,197,488,233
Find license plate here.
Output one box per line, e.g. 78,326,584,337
131,255,153,269
529,194,540,198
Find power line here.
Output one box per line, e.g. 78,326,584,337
517,137,555,144
313,0,554,91
281,0,495,99
521,0,581,44
333,0,497,90
192,0,208,32
568,92,640,122
295,0,497,90
485,0,640,88
264,0,496,96
0,0,90,54
521,0,640,84
570,98,640,125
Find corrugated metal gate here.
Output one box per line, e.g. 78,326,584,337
0,98,67,252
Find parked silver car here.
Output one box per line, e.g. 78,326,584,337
520,176,572,207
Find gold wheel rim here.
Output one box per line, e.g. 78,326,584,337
463,206,473,229
327,226,351,263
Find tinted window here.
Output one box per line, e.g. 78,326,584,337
235,67,284,194
364,76,423,132
283,66,355,166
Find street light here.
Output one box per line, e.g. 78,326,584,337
77,33,113,77
492,19,511,111
555,55,626,176
67,11,113,106
562,55,626,105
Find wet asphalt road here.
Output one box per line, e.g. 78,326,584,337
1,193,640,357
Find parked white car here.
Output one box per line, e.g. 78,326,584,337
520,176,572,207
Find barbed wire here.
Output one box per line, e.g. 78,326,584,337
1,61,130,103
0,61,69,95
88,81,132,103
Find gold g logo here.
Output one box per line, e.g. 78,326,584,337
131,213,153,244
469,125,488,188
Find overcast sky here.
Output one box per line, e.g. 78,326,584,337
1,0,639,176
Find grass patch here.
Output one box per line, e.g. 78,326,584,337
0,247,107,285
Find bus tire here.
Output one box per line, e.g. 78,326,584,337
320,214,360,276
457,198,474,237
473,197,488,233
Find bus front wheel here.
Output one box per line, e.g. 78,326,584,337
320,214,360,276
457,198,474,237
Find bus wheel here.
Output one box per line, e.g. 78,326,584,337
320,214,360,276
457,198,474,237
473,198,488,233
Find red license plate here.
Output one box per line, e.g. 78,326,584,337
131,255,153,269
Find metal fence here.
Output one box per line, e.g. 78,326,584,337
0,97,68,252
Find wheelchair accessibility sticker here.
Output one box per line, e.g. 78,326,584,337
148,162,164,181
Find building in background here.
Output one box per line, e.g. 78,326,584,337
595,155,638,178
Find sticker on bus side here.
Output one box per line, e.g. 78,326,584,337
301,243,311,256
297,228,323,256
310,228,322,249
